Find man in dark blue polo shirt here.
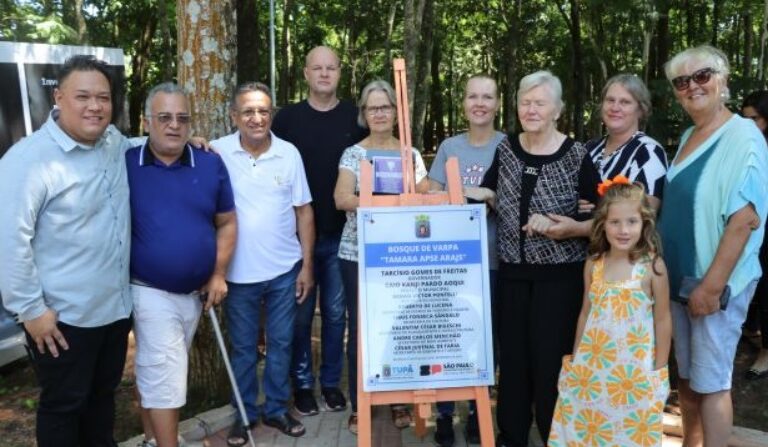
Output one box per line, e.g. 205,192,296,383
126,82,237,447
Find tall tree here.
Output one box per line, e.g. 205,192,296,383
744,7,753,79
712,0,722,46
429,32,445,149
760,0,768,81
558,0,586,140
404,0,427,122
412,0,434,150
503,0,522,133
126,10,158,134
177,0,237,401
236,0,260,85
278,0,294,104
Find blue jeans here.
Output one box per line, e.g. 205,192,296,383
291,234,346,390
437,269,498,417
226,262,300,421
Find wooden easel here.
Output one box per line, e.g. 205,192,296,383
356,58,496,447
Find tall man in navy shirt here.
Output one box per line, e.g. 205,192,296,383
272,45,367,416
126,82,236,447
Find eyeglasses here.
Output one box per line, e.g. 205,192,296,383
237,108,272,119
365,105,394,116
147,113,192,125
671,67,718,91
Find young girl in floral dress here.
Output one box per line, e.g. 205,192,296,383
548,177,672,447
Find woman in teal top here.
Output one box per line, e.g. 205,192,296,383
658,45,768,447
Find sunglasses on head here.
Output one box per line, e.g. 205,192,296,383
671,67,718,91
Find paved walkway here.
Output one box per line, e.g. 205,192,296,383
196,399,542,447
120,309,768,447
204,405,403,447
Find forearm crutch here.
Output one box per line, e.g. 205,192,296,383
206,303,257,447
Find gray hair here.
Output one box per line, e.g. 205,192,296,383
230,81,272,111
357,80,397,128
517,70,564,113
664,45,730,101
602,74,652,122
144,82,187,117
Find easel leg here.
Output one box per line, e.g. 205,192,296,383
475,386,496,446
414,402,430,438
358,297,372,447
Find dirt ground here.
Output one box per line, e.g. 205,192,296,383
0,333,222,447
0,334,766,447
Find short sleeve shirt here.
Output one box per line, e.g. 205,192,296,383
337,145,428,262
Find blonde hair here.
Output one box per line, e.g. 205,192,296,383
589,182,662,268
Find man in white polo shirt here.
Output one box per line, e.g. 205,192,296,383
210,82,314,443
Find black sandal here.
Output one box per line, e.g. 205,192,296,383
262,412,306,437
226,422,255,447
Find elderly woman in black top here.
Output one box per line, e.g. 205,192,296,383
481,70,599,447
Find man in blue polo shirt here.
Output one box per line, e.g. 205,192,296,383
126,82,237,447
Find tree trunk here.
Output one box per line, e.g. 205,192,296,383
760,0,768,81
430,33,445,150
573,0,585,140
711,0,721,47
74,0,86,42
411,0,433,151
447,42,455,136
404,0,427,120
177,0,238,402
684,0,695,47
127,13,158,134
278,0,293,105
383,2,399,82
236,0,260,86
642,5,656,84
654,1,671,81
343,0,361,100
744,9,753,79
503,0,522,133
557,0,584,140
178,0,237,139
158,0,176,82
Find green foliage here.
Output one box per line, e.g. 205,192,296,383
4,0,768,146
0,3,78,43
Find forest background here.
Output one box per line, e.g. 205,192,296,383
2,0,768,440
5,0,768,151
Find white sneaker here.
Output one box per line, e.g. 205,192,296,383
137,435,186,447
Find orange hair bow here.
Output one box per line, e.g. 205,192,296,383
597,175,631,197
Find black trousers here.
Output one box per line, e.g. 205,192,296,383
495,269,583,447
340,259,359,411
745,237,768,349
26,317,132,447
746,277,768,349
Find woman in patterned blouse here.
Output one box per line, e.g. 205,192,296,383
585,74,668,209
542,75,669,240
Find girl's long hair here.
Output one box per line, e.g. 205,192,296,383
589,182,662,269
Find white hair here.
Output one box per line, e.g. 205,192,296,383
664,45,730,101
517,70,564,113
